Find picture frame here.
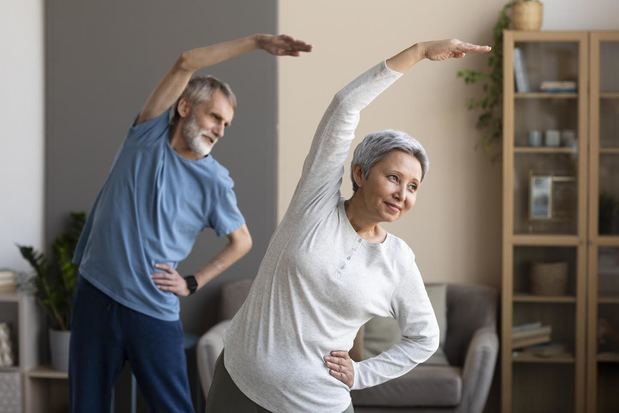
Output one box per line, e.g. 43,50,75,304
530,175,553,220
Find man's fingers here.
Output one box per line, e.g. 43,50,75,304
154,263,174,274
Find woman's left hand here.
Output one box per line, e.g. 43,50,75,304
324,351,354,388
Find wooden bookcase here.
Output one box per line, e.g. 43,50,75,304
503,30,619,413
587,31,619,413
502,31,603,413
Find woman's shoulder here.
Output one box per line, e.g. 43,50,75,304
385,232,416,259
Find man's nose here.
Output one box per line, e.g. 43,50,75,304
214,124,224,138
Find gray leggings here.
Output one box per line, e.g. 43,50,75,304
205,352,354,413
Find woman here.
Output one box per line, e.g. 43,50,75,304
206,38,491,413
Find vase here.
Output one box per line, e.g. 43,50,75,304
511,1,543,31
49,329,71,372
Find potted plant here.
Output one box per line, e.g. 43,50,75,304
17,211,85,372
457,0,543,158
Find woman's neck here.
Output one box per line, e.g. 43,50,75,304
344,196,386,243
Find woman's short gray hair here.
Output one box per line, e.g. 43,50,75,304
350,129,429,192
171,75,237,125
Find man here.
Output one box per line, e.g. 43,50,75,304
70,34,312,412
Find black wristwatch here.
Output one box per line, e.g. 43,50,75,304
184,275,198,295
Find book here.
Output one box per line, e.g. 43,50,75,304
512,325,552,340
513,47,530,92
512,322,542,333
540,80,577,93
513,333,551,349
522,343,569,358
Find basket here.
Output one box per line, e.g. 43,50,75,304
511,1,544,31
530,262,568,295
0,370,21,413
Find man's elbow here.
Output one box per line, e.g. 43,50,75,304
175,51,196,73
232,227,253,256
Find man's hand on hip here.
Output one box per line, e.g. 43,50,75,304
152,263,190,297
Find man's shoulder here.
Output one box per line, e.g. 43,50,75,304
204,156,235,188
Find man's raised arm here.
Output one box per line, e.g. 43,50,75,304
137,34,312,124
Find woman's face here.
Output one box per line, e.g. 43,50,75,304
353,150,423,223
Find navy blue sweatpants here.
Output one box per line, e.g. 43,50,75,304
69,278,194,413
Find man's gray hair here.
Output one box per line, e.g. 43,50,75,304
171,75,237,125
350,129,429,192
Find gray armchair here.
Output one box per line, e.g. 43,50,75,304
196,280,497,413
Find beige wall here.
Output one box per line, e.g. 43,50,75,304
278,0,506,287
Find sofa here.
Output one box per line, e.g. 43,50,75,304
197,279,498,413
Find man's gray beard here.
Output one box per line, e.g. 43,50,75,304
182,114,211,157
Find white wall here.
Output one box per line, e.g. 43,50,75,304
0,0,44,272
278,0,619,287
543,0,619,30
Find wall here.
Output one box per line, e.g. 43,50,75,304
0,0,44,273
278,0,507,288
277,0,619,288
45,0,278,336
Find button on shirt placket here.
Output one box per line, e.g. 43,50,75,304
337,238,363,276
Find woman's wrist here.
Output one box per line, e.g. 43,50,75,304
386,42,425,73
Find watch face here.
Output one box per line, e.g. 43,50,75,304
185,276,198,293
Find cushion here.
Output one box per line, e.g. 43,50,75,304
351,365,462,407
363,284,448,365
220,278,253,320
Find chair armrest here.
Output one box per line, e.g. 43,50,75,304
196,320,231,399
456,326,499,413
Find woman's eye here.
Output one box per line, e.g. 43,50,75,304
388,175,398,182
407,184,417,192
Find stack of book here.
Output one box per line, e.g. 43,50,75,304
540,80,577,93
512,322,552,349
0,270,17,293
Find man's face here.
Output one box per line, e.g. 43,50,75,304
181,89,235,157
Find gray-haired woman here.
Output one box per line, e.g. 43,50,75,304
206,38,491,413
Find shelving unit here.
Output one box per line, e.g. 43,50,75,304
502,31,588,413
24,367,68,413
0,291,43,413
502,30,619,413
587,31,619,413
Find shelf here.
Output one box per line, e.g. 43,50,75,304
512,353,575,363
598,296,619,304
514,147,578,154
600,92,619,99
514,294,576,303
594,236,619,246
515,92,578,99
28,366,68,380
0,366,19,373
0,291,19,302
597,353,619,363
600,148,619,155
512,235,581,246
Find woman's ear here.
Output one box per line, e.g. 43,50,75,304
352,165,365,189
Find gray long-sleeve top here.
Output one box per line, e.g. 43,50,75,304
223,61,440,413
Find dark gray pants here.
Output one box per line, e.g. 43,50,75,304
205,352,354,413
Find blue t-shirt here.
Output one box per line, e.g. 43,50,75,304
73,110,245,320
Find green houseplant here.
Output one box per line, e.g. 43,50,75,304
457,0,543,157
17,211,85,371
457,3,511,157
